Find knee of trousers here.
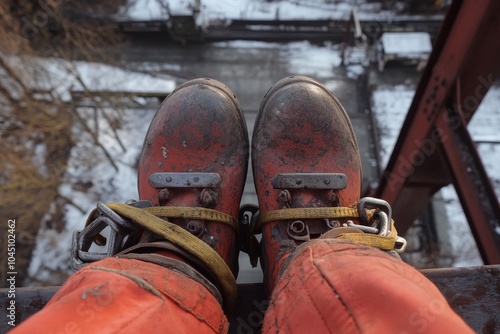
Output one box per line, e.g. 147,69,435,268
262,239,473,334
12,258,228,334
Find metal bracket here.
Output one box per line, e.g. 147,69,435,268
148,172,221,189
271,173,347,190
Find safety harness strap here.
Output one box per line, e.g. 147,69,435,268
257,206,401,252
106,203,237,310
258,207,359,228
145,206,239,231
85,205,239,231
335,220,398,251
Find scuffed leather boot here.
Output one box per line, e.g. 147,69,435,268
252,75,362,295
122,78,249,308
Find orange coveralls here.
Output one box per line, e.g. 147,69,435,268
11,239,473,333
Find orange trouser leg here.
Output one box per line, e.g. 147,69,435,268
263,239,474,334
11,258,228,334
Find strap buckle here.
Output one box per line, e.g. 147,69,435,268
71,201,151,269
238,204,260,268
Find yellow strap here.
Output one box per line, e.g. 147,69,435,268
105,203,237,310
258,207,399,251
257,207,359,232
144,206,239,231
336,220,398,250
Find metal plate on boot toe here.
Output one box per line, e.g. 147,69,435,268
271,173,347,190
148,172,222,188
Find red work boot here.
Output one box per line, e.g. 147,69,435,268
129,78,248,306
252,76,362,295
38,79,247,334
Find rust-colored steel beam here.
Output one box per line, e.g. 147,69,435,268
376,0,496,205
374,0,500,263
435,112,500,263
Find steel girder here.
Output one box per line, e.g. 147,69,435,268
374,0,500,263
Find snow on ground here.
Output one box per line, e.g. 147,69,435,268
371,84,500,267
468,87,500,143
198,0,378,22
28,107,156,282
3,55,175,101
346,64,365,79
213,40,343,78
380,32,432,58
24,55,173,283
3,47,176,283
116,0,169,20
282,41,342,77
443,99,500,266
212,40,280,52
470,86,500,200
371,85,415,169
117,0,393,22
439,185,483,267
129,61,183,73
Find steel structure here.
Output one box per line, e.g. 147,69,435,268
373,0,500,264
116,17,443,43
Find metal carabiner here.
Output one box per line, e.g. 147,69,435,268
375,211,390,237
357,197,393,228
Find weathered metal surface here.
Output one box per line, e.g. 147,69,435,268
148,172,222,189
1,265,498,333
373,0,500,264
115,17,443,43
376,0,496,209
271,173,347,190
0,286,59,331
420,265,500,334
